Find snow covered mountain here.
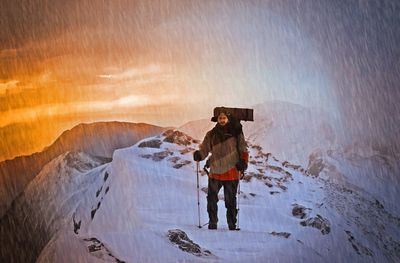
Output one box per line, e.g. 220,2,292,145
0,121,167,218
1,128,399,262
307,141,400,216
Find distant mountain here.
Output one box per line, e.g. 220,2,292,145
244,100,342,166
0,122,167,218
178,118,213,140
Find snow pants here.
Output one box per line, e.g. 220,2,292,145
207,178,239,227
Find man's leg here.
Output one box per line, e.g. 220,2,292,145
223,180,239,230
207,178,222,229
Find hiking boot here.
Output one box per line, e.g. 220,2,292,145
208,223,217,230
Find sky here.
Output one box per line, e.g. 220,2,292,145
1,0,399,160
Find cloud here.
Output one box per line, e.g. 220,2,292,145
98,64,162,80
0,93,180,128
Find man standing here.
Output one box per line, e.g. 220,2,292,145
193,109,249,230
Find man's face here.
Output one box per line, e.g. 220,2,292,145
217,113,229,126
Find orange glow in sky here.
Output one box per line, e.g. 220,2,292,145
1,0,342,161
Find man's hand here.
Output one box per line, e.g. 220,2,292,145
235,159,248,172
193,150,202,162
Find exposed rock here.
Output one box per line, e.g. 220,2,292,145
103,172,109,182
307,152,325,177
251,144,263,151
140,154,152,159
138,139,162,148
292,204,309,219
168,157,181,163
142,151,174,161
242,175,253,182
264,181,273,187
153,151,173,161
282,161,301,170
180,147,196,155
277,183,288,191
83,237,126,262
300,214,331,235
163,130,194,146
167,229,212,257
173,160,191,169
270,231,291,238
267,165,286,173
345,230,373,257
72,214,81,234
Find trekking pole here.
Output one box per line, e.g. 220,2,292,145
196,161,202,228
237,171,242,230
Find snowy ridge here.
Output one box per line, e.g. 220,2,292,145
307,143,400,215
0,121,166,218
1,128,396,262
0,151,110,262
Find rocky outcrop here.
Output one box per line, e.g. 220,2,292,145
300,214,331,235
167,229,213,257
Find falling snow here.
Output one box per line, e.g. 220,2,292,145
1,0,399,262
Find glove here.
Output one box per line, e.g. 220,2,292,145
235,159,248,172
193,150,202,162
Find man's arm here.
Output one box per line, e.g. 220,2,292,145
193,131,212,161
238,132,249,162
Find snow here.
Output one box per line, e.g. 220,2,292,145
32,128,399,262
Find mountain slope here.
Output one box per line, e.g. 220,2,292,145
0,121,167,218
0,151,110,262
3,129,398,262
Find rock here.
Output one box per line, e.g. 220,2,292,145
242,175,253,182
292,204,308,219
163,130,194,146
277,183,287,191
251,145,263,151
345,230,373,256
267,165,286,174
167,229,212,257
180,147,195,155
138,139,162,148
300,214,331,235
168,157,181,163
83,237,126,262
173,160,191,169
270,231,291,238
307,152,325,177
264,181,273,188
282,161,301,170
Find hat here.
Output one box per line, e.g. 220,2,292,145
210,107,231,122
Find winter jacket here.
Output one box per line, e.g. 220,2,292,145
198,121,249,181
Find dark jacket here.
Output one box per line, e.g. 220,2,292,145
198,119,249,180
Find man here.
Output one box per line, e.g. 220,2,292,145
193,109,249,230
